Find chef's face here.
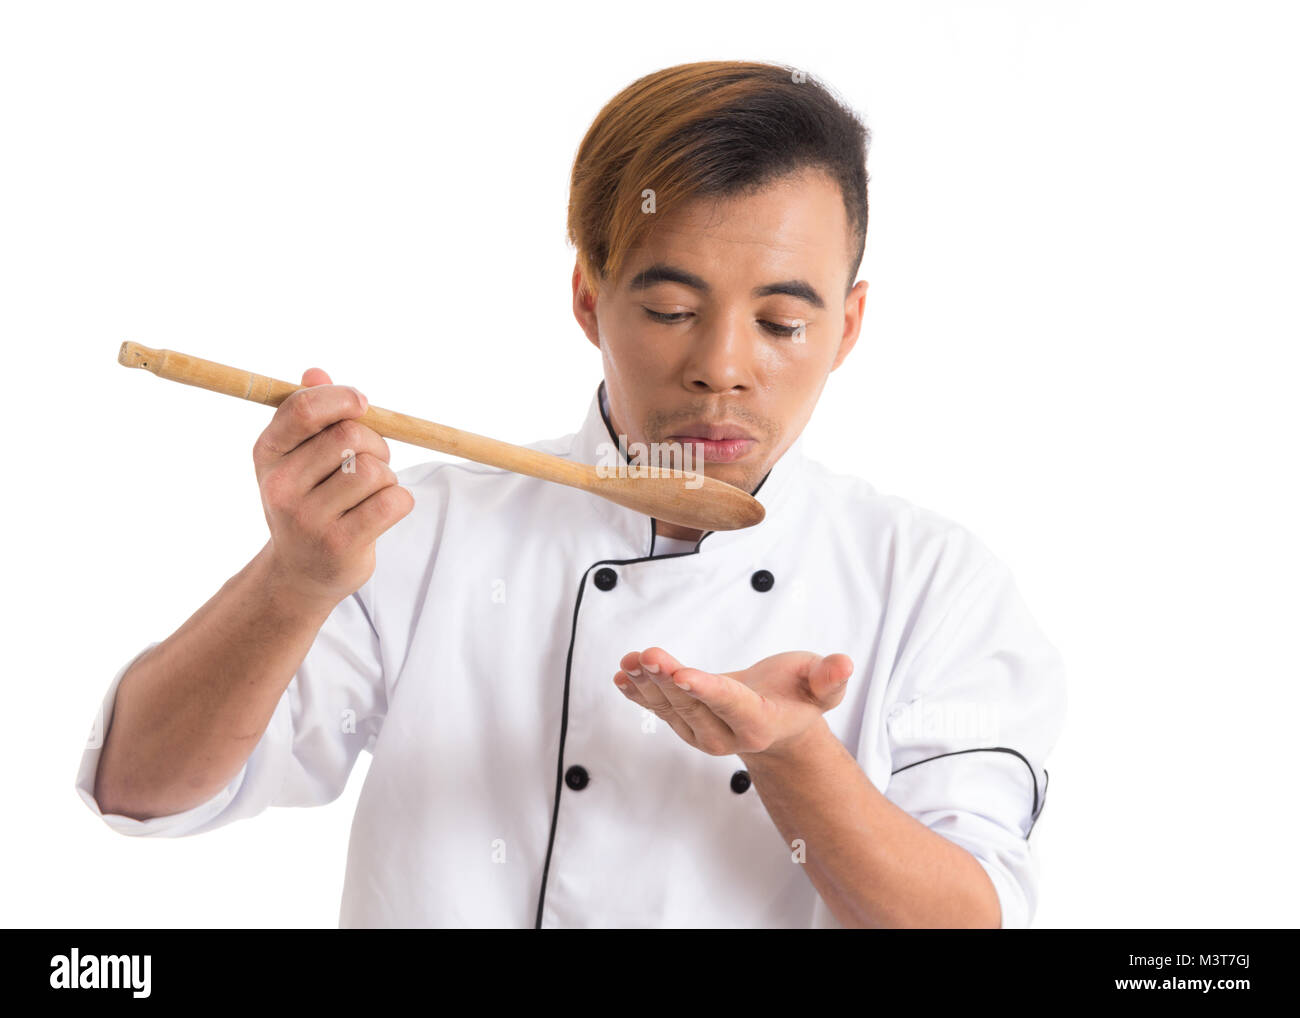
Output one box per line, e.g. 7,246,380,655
572,167,868,538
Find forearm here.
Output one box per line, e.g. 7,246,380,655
93,542,337,821
738,719,1001,928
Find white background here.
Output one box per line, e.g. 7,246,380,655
3,0,1296,927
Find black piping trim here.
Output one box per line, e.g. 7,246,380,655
1027,769,1049,838
890,747,1045,832
533,382,774,927
533,548,714,928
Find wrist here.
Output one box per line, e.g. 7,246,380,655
741,715,832,769
247,543,343,624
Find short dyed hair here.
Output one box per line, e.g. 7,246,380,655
567,60,871,302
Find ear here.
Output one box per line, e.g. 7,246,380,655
572,261,602,351
831,279,868,372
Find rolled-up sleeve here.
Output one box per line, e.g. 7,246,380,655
75,584,386,838
882,554,1066,929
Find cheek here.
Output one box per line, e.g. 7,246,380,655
752,342,832,409
610,316,673,369
780,325,841,375
760,336,821,379
598,316,673,389
601,305,646,349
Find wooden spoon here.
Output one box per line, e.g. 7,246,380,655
116,342,765,532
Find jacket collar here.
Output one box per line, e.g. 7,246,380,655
567,380,807,556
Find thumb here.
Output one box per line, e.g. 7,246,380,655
810,653,853,705
301,367,333,387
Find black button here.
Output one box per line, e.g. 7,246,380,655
565,765,589,790
750,569,774,592
593,567,618,591
730,769,751,794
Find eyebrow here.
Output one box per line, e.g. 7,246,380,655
627,262,826,310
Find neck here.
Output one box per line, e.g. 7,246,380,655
656,521,704,544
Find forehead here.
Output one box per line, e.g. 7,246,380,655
624,170,850,286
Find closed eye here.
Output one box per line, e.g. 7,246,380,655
644,309,692,325
642,308,804,337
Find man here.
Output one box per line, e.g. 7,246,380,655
77,60,1065,928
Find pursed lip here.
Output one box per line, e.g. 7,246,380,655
665,421,756,442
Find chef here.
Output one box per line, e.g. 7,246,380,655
75,59,1066,929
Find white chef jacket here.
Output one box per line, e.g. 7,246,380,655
76,379,1066,928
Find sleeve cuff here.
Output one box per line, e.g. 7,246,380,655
973,853,1031,929
75,642,250,838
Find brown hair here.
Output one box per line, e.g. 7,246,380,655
567,60,871,302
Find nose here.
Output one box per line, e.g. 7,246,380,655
682,310,755,394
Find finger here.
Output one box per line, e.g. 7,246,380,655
636,646,758,721
615,650,703,745
301,367,333,387
633,647,739,752
613,672,652,710
335,480,415,548
655,664,762,728
274,418,393,497
307,452,399,521
254,382,369,466
616,650,675,714
614,669,699,747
